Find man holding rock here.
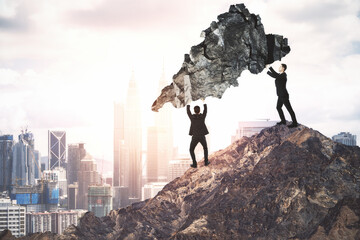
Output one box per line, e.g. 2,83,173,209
187,99,210,168
267,63,298,128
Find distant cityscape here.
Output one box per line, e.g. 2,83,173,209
0,70,194,237
0,72,358,237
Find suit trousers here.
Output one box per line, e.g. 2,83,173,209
189,135,208,165
277,96,297,123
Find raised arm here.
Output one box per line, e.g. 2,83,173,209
186,105,192,119
203,104,207,118
267,66,279,78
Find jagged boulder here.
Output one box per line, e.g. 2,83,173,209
19,124,360,239
151,3,290,111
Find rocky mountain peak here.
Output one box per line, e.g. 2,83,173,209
6,124,360,240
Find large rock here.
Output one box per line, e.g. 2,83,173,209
13,124,360,239
151,3,290,111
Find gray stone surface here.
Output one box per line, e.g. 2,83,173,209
152,3,290,112
12,124,360,239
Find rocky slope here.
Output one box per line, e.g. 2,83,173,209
4,124,360,240
151,3,290,111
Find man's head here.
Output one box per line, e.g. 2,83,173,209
279,63,287,73
194,106,200,114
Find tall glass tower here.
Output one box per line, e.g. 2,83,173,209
0,135,14,191
124,73,142,199
12,131,36,186
48,131,66,170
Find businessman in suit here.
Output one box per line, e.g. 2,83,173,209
267,63,298,128
187,100,210,168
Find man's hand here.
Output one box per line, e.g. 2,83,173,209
201,98,205,102
265,64,270,69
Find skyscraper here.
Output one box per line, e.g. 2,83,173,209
112,186,129,209
34,150,41,179
88,185,112,217
77,154,100,210
67,143,86,185
12,131,36,186
113,73,142,200
147,69,173,182
43,167,67,198
168,156,192,181
332,132,357,146
48,131,66,170
124,73,142,199
141,182,168,201
51,211,78,234
0,135,14,192
231,120,277,143
146,127,158,183
113,103,128,187
67,183,78,210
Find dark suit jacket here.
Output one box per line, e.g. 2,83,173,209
267,67,289,97
187,104,209,136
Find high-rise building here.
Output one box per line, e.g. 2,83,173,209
113,102,126,187
112,186,129,210
12,131,36,186
113,73,142,200
147,127,158,183
0,135,14,192
26,210,79,235
105,177,113,186
332,132,357,146
57,167,67,197
88,185,112,217
41,156,48,171
26,212,52,234
33,150,41,179
141,182,168,201
43,167,67,195
231,120,277,143
168,156,192,181
67,143,86,185
147,70,173,183
51,211,78,234
48,131,66,170
10,181,59,213
0,197,26,237
67,183,78,210
77,154,100,210
124,73,142,199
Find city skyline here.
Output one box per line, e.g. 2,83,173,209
0,0,359,162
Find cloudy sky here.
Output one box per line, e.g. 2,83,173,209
1,0,359,163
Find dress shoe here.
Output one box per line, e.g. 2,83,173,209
205,161,210,166
190,164,197,168
288,122,298,128
276,121,286,125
